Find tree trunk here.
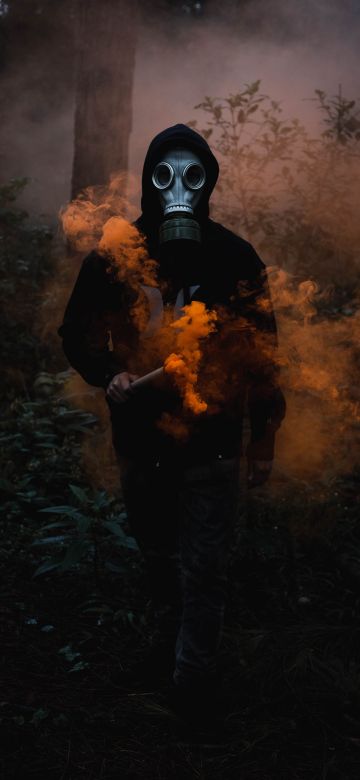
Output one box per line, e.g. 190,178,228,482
71,0,138,198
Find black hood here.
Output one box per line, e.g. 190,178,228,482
137,123,219,241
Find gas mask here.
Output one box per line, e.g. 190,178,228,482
152,147,206,245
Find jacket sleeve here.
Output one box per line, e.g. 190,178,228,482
237,254,286,460
58,252,128,389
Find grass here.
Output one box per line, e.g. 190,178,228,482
1,463,360,779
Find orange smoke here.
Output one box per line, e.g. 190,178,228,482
61,176,157,290
164,300,218,414
99,215,157,288
60,174,158,334
266,267,360,480
157,411,190,443
57,174,360,485
59,171,141,255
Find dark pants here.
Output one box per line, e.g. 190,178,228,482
117,453,241,686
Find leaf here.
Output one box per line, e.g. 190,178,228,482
30,708,49,727
104,562,127,574
0,434,22,444
33,557,62,578
56,409,89,419
39,520,73,531
103,520,126,539
69,484,89,506
115,535,138,551
59,539,90,571
12,716,25,726
39,505,87,521
93,490,113,511
76,516,92,535
81,605,113,615
59,645,81,662
31,535,68,546
103,521,137,549
60,423,96,434
34,442,57,449
68,661,89,673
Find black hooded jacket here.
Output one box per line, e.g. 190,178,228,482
58,124,286,464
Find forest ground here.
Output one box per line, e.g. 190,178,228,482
2,447,360,780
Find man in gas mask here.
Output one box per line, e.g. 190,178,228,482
59,124,286,733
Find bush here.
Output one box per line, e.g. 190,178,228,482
0,178,55,396
190,83,360,293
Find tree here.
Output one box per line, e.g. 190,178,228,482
0,0,75,212
71,0,139,198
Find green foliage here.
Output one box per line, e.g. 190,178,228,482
0,370,137,581
190,83,360,291
34,481,137,578
0,178,56,395
0,184,138,585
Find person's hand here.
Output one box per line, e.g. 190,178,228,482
106,372,139,403
247,458,273,488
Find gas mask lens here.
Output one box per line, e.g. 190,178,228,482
182,163,206,190
152,162,174,190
